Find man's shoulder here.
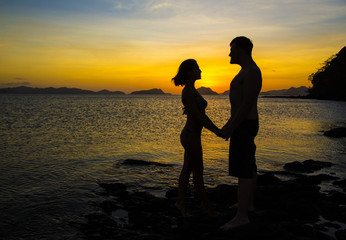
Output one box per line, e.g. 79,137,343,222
245,63,261,79
247,62,261,72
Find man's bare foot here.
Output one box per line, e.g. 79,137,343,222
220,217,250,231
228,203,254,212
175,202,192,218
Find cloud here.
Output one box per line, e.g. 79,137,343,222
150,1,171,10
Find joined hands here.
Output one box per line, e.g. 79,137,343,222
216,129,229,141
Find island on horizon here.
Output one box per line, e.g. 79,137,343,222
0,86,126,95
0,85,310,97
129,88,171,95
260,86,309,97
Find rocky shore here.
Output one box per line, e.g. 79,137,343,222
79,160,346,240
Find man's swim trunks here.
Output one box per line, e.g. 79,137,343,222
229,119,259,178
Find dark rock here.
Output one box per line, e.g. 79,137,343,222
284,223,329,240
122,159,153,166
84,163,346,240
100,200,122,213
81,213,118,239
126,192,170,213
283,160,332,173
328,191,346,213
283,161,302,171
121,159,173,167
165,187,178,200
317,200,346,222
336,229,346,240
206,184,237,204
257,173,282,186
333,179,346,192
324,127,346,138
294,174,339,185
310,174,339,181
98,182,129,199
322,222,341,229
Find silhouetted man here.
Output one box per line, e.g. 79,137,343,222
220,36,262,231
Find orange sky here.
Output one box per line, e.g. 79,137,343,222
1,0,345,94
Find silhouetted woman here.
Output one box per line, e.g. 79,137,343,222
172,59,222,217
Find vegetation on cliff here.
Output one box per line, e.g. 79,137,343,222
308,47,346,101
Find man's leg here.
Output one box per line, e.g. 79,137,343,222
248,171,257,211
220,174,256,231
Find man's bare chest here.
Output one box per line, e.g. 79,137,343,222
230,72,245,90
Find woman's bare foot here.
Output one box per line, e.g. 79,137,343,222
175,202,192,218
201,201,220,218
228,203,254,212
220,217,250,231
207,210,220,218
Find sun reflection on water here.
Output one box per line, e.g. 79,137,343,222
0,94,346,238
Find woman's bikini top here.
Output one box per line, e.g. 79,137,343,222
183,91,207,115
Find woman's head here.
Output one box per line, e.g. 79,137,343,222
172,59,200,86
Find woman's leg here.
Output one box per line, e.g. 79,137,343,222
187,137,218,217
175,151,193,217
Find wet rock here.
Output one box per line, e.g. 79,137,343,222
283,159,332,173
257,173,282,186
98,182,129,199
99,200,122,214
165,187,178,200
333,179,346,192
336,229,346,240
206,184,237,204
121,159,173,167
324,127,346,138
80,213,118,239
81,161,346,240
294,174,339,185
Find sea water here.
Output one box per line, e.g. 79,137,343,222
1,94,346,239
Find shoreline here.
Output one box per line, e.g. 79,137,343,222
79,159,346,240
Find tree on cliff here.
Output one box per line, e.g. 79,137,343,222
308,46,346,101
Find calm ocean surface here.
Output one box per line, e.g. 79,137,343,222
1,94,346,239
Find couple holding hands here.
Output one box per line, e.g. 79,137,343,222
172,36,262,231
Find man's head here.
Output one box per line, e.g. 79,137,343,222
229,36,253,64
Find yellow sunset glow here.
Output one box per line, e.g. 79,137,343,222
1,1,345,94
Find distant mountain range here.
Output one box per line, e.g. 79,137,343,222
0,86,171,95
260,86,309,96
0,85,310,96
0,86,126,95
197,86,309,96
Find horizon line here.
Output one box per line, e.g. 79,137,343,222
0,85,310,95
